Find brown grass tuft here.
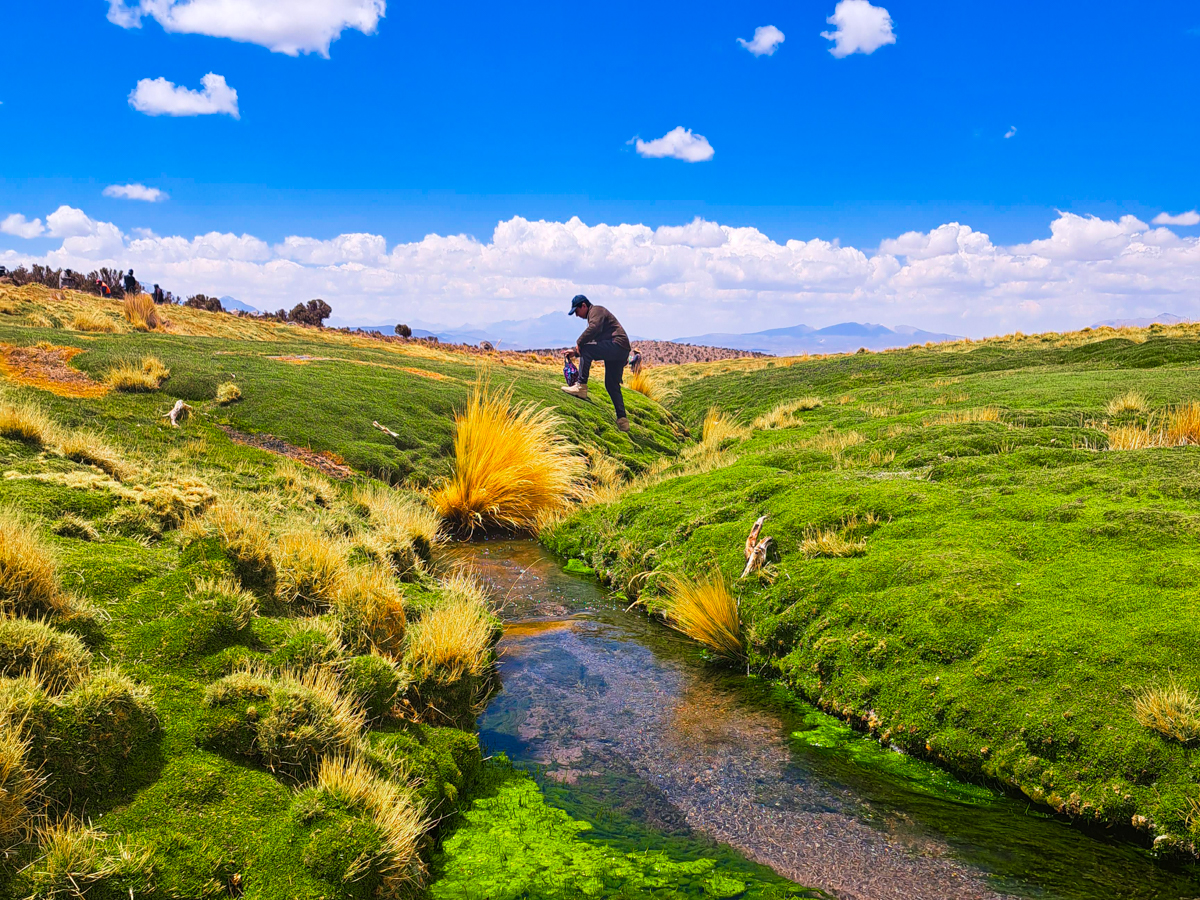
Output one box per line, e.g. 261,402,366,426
0,618,92,694
355,482,443,571
184,500,276,593
70,309,119,333
26,817,153,896
1134,681,1200,743
215,381,242,404
752,398,818,430
308,756,427,894
663,571,744,662
122,293,163,331
0,396,59,446
1164,402,1200,446
431,381,585,534
104,355,170,392
0,726,40,852
0,510,68,620
801,519,869,558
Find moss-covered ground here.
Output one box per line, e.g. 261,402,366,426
546,332,1200,855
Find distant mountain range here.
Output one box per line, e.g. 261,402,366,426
672,322,964,356
219,296,260,314
1090,312,1189,329
340,315,964,354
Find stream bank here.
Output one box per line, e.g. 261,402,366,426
436,539,1200,900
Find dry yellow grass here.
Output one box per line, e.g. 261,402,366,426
1106,391,1149,416
862,404,901,418
309,756,427,895
103,355,170,392
796,428,866,456
926,406,1003,426
274,461,336,508
216,381,242,404
1165,401,1200,446
0,618,93,694
405,592,494,682
801,522,868,558
1134,681,1200,743
55,429,129,480
0,396,59,446
0,509,69,620
355,482,444,567
335,565,406,659
663,572,743,662
0,726,39,852
188,575,258,630
275,531,350,611
184,500,275,589
122,293,163,331
751,397,820,430
931,392,969,405
1104,424,1162,450
26,817,153,897
626,369,679,404
431,381,585,534
70,309,119,333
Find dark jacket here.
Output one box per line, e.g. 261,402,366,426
576,305,629,352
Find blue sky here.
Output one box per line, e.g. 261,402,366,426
1,0,1197,336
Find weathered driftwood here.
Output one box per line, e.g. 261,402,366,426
742,514,772,578
372,420,400,438
163,399,192,427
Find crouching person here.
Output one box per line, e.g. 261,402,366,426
562,294,631,433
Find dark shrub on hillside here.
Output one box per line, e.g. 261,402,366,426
185,294,224,312
290,299,332,327
394,324,412,337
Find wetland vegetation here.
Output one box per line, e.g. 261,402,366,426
3,282,1200,898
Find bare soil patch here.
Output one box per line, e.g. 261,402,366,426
218,425,354,479
0,343,108,398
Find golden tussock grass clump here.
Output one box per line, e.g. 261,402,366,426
55,429,130,480
184,500,276,592
355,482,444,567
0,618,92,695
24,817,153,897
1106,390,1149,417
274,461,336,508
796,428,866,456
103,355,170,392
0,726,40,852
1164,401,1200,446
122,293,163,332
581,446,626,506
926,406,1003,426
405,578,494,682
663,572,744,662
431,382,585,534
751,398,816,431
931,392,969,405
0,396,59,446
27,313,55,329
334,565,406,659
801,517,872,558
862,404,901,418
306,756,427,895
1134,681,1200,743
1104,424,1162,451
216,381,242,404
187,575,258,630
626,369,679,404
70,309,119,333
275,531,350,611
698,407,749,449
0,510,70,620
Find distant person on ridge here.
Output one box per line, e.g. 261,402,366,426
562,294,631,433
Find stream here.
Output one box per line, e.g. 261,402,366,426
445,539,1200,900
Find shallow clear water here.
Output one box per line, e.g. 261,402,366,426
447,539,1200,900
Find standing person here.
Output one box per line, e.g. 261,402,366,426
124,269,138,295
562,294,632,433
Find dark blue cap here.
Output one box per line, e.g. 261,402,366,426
568,294,589,314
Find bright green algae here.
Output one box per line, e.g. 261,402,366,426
432,762,821,900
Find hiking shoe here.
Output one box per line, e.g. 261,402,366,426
616,416,630,433
561,383,589,399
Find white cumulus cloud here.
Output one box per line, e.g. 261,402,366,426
633,127,714,163
3,209,1199,339
128,73,240,118
821,0,896,58
1,214,45,239
738,25,785,57
1153,210,1200,226
107,0,385,57
103,183,169,202
1004,126,1017,139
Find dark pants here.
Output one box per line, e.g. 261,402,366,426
579,340,630,418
